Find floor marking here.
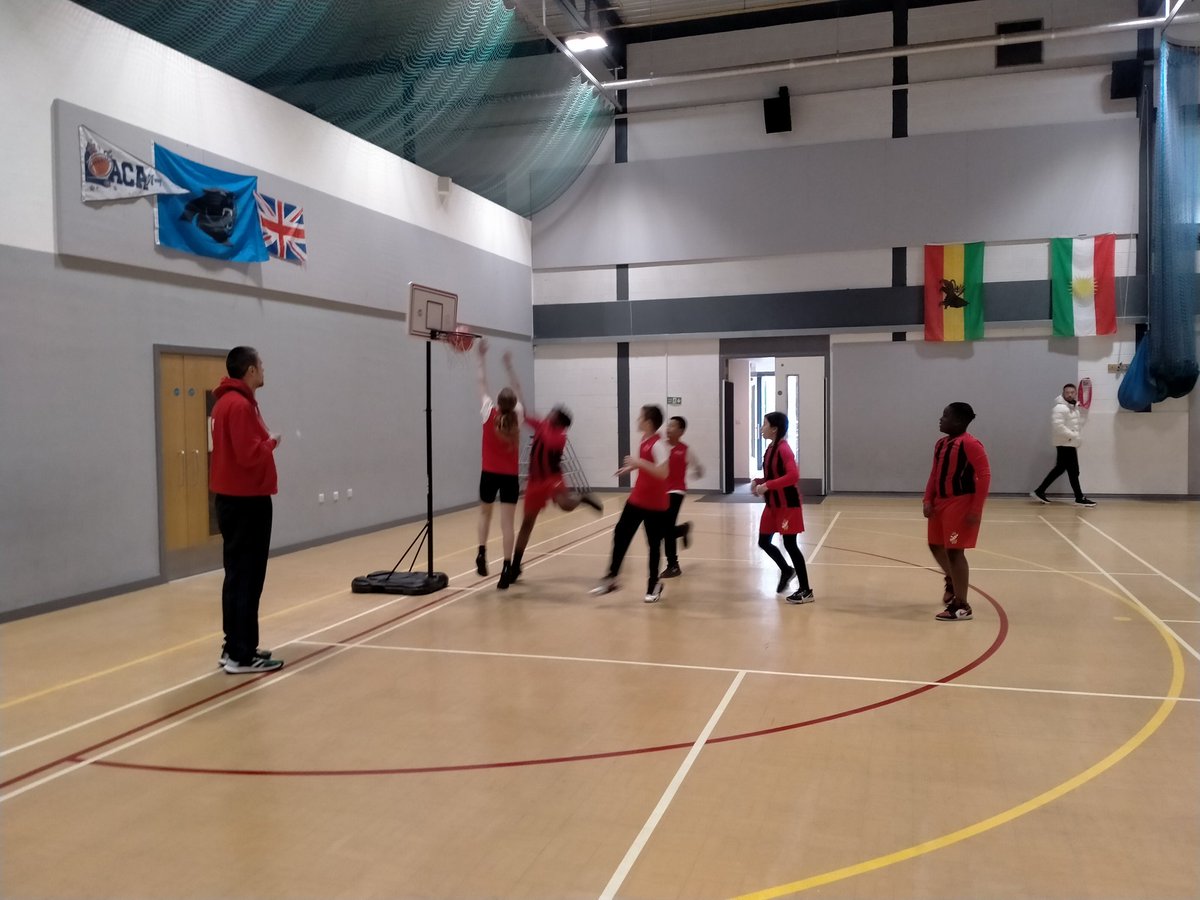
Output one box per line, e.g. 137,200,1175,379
1078,517,1200,607
294,640,1198,704
734,551,1187,899
1162,619,1200,624
599,671,746,900
0,527,606,795
1040,518,1200,664
806,511,838,561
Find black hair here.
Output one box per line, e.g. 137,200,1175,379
946,402,976,425
669,415,687,432
1062,383,1076,394
551,405,572,429
764,411,789,439
642,404,664,430
226,346,259,379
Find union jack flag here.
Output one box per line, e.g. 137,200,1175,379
254,191,307,263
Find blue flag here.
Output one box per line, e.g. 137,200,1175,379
153,144,268,263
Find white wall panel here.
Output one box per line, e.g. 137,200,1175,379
0,0,529,262
532,344,619,490
905,238,1135,286
630,249,894,299
533,268,617,305
909,66,1134,135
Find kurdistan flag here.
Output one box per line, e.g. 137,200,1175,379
924,242,984,342
1051,235,1116,337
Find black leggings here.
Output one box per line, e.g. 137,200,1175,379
758,533,810,591
662,493,686,565
606,502,667,589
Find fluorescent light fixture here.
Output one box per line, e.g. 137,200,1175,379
566,33,607,52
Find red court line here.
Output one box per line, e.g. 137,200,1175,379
78,546,1009,779
2,524,605,792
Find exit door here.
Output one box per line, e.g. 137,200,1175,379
157,351,228,578
774,356,826,496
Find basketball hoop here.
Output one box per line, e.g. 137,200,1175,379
440,330,476,353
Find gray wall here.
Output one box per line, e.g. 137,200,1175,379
0,102,534,616
829,339,1079,494
532,119,1138,269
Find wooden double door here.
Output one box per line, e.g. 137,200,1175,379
158,351,227,578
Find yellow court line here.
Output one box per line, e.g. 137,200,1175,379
734,564,1186,899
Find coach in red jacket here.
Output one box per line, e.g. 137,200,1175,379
210,347,284,674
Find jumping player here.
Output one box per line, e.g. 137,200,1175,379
924,402,991,622
752,412,814,604
503,367,602,589
591,404,671,603
659,415,704,578
474,341,521,581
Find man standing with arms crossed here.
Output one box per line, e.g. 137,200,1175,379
211,346,285,673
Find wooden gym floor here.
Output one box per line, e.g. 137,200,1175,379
2,495,1198,899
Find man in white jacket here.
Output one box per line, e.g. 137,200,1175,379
1031,383,1097,507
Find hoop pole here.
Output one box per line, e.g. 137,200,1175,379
425,338,434,574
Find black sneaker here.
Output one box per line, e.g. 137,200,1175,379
1030,491,1050,504
224,656,284,674
660,564,682,579
776,566,795,594
1074,497,1097,508
679,521,692,549
497,562,512,591
218,648,271,668
785,588,815,605
475,548,488,576
580,492,604,513
508,561,522,583
935,601,973,621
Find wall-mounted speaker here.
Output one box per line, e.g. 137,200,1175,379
1110,59,1144,100
763,86,792,134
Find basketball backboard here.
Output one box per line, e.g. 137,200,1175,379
408,283,458,339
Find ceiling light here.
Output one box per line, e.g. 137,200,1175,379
566,33,607,52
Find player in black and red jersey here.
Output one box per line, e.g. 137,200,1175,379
752,412,814,605
924,402,991,621
474,341,521,582
591,404,672,603
502,382,602,589
659,415,704,579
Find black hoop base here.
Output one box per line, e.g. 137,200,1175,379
351,570,448,595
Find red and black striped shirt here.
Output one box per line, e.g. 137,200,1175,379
924,432,991,516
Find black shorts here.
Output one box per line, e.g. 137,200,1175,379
479,471,519,504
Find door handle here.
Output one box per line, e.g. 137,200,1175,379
179,450,186,488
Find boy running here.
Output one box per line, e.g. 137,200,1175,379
924,402,991,622
659,415,704,578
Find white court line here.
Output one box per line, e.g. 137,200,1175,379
599,671,746,900
0,513,617,762
293,640,1200,705
1078,517,1200,608
1162,619,1200,625
807,510,839,561
1040,516,1200,664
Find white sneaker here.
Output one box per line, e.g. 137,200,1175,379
644,582,663,603
589,577,618,596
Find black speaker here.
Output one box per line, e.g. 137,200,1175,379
1111,59,1144,100
763,86,792,134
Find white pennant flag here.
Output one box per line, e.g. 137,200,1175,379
79,125,188,202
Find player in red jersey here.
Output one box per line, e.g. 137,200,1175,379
924,402,991,622
474,341,522,583
659,415,704,579
752,412,814,604
591,404,672,602
502,388,602,589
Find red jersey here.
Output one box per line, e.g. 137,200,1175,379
924,432,990,517
666,441,690,494
525,413,567,481
760,440,801,509
209,377,277,496
629,434,670,511
480,398,520,475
